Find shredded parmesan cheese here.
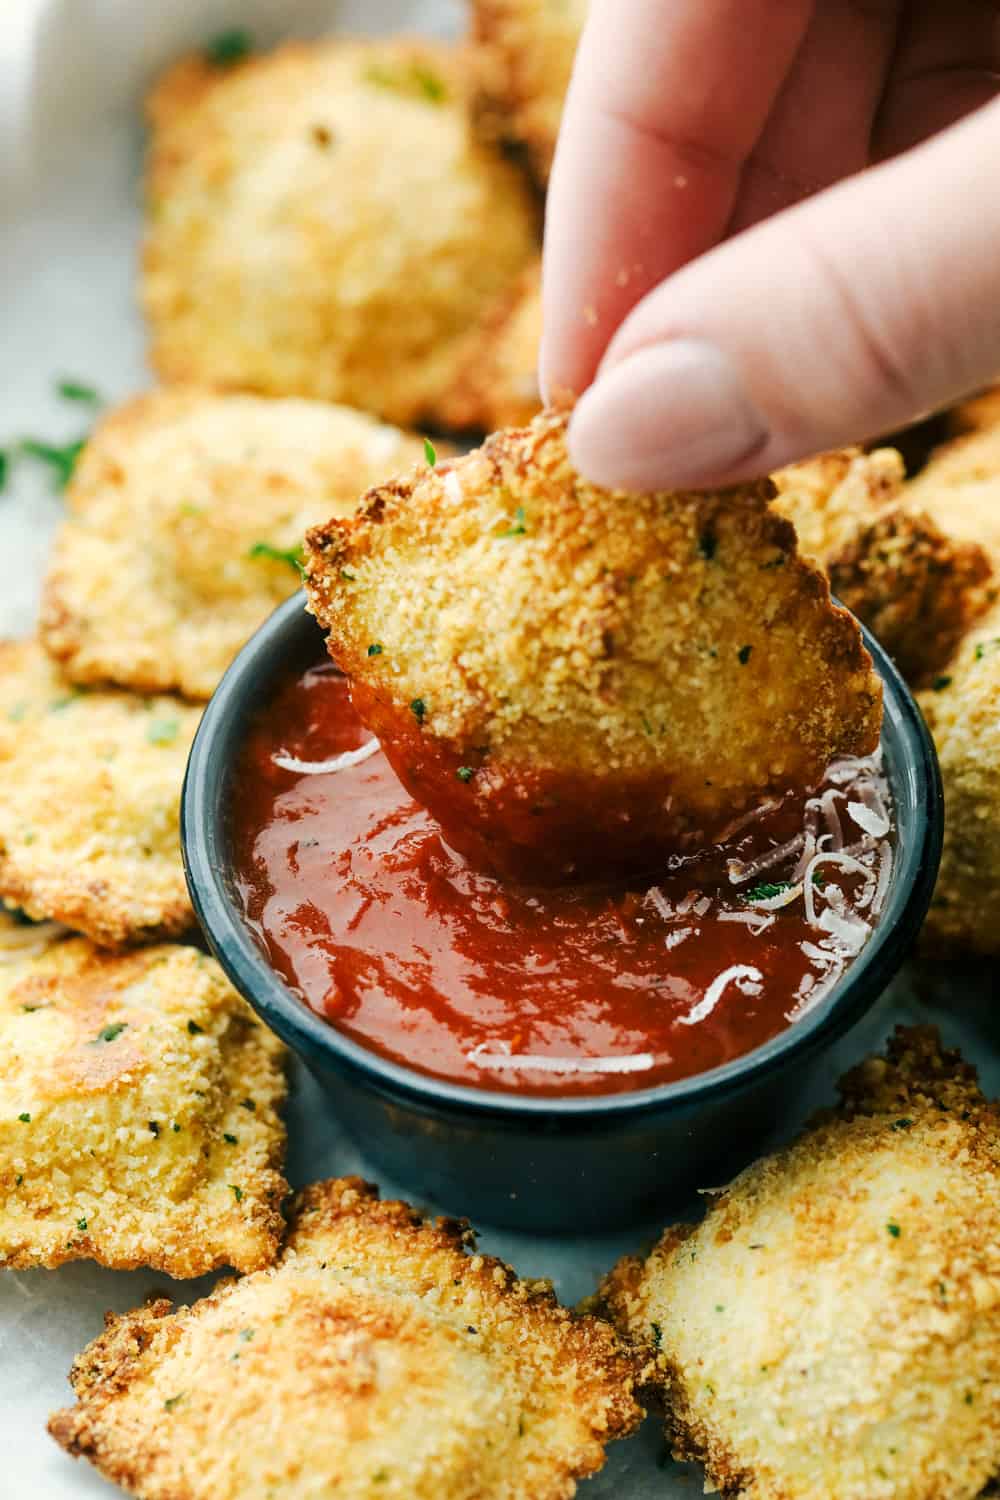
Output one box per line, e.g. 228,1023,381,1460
677,965,763,1027
467,1044,656,1075
847,801,891,838
272,740,380,775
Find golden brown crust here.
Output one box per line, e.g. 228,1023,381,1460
142,38,539,425
773,448,994,685
905,422,1000,567
437,260,543,432
917,602,1000,956
599,1027,1000,1500
49,1176,645,1500
941,384,1000,440
0,939,287,1275
469,0,588,182
305,409,881,877
0,640,199,946
40,388,427,700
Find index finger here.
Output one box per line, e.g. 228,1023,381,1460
540,0,812,399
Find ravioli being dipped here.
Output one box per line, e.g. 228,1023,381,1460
304,410,882,884
50,1176,644,1500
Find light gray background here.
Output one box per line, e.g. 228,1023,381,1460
0,3,996,1494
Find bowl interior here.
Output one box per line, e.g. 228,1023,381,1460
182,592,943,1119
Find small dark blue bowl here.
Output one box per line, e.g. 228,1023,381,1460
182,593,942,1232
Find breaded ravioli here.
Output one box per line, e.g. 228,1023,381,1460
599,1028,1000,1500
40,389,428,700
0,939,286,1275
49,1176,644,1500
917,604,1000,955
471,0,588,181
305,409,881,882
439,261,543,432
143,39,539,425
905,422,1000,566
0,641,199,945
773,448,993,685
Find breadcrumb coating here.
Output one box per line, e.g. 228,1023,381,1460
49,1176,645,1500
917,602,1000,956
599,1027,1000,1500
142,39,539,425
438,261,543,432
470,0,588,181
773,448,993,685
40,389,427,700
0,939,287,1275
942,384,1000,439
0,640,199,945
905,422,1000,566
305,409,881,881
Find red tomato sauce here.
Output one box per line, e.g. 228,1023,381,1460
230,661,893,1098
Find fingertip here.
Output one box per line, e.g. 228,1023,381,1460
567,340,770,491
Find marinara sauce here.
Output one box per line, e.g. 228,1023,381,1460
230,661,893,1098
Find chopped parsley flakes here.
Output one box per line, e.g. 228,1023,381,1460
456,766,474,782
230,1184,244,1203
163,1392,186,1412
248,541,305,575
365,62,447,104
974,639,1000,662
57,378,101,405
92,1022,127,1044
410,698,427,723
738,644,752,664
366,643,383,657
499,505,527,538
745,880,792,902
146,718,179,745
20,436,87,491
205,30,252,65
423,436,437,466
223,1133,238,1145
18,1113,30,1123
887,1221,901,1238
932,675,952,691
76,1217,88,1232
0,450,7,492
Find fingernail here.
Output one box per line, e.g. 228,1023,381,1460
568,340,769,491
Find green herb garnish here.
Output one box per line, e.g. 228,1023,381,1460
57,379,101,405
650,1321,662,1349
887,1221,901,1238
76,1217,88,1232
423,436,437,467
18,1113,30,1123
891,1118,913,1131
410,698,427,723
92,1023,127,1044
223,1133,238,1145
248,541,304,575
738,644,752,665
205,29,252,65
163,1392,186,1412
367,643,383,657
146,718,179,745
974,639,1000,661
0,451,7,492
456,766,474,782
932,675,952,691
365,62,447,103
149,1121,161,1137
499,505,527,538
745,880,792,902
187,1020,203,1035
230,1184,244,1203
20,436,86,490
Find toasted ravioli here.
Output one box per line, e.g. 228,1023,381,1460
40,390,428,700
439,261,543,432
0,939,286,1275
305,409,881,882
143,40,539,425
773,449,993,685
471,0,588,181
942,383,1000,438
0,641,199,945
49,1176,643,1500
917,604,1000,955
599,1028,1000,1500
905,422,1000,565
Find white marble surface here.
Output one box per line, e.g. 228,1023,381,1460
0,4,996,1496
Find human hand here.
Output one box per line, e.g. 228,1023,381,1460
541,0,1000,490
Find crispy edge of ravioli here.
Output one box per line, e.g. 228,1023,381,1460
0,938,287,1275
917,601,1000,956
469,0,588,182
437,260,543,433
905,421,1000,568
304,408,881,881
40,388,427,700
598,1027,1000,1500
0,640,199,946
773,448,994,685
49,1176,646,1500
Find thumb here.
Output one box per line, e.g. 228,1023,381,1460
567,97,1000,492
